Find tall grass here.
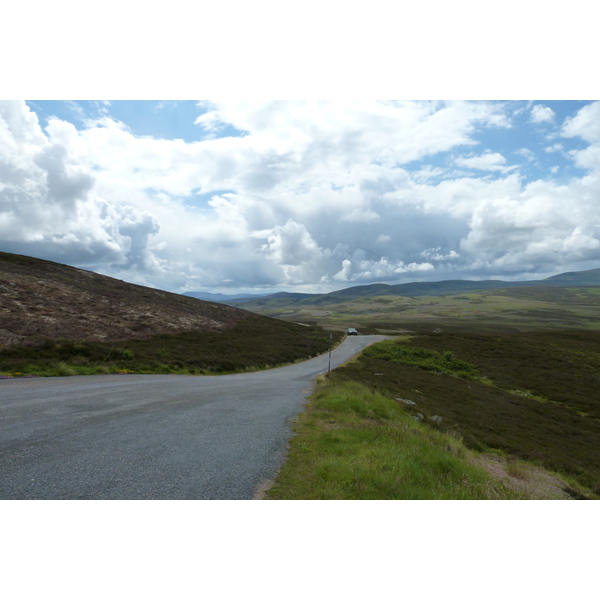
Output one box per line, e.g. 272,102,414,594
266,380,522,500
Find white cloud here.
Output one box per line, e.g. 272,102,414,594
530,104,555,123
381,157,600,277
562,101,600,143
421,247,461,261
342,208,380,222
254,219,322,266
3,100,600,293
454,151,517,173
515,148,535,161
0,101,161,272
333,256,434,282
545,143,563,153
193,100,512,174
458,178,600,272
410,165,447,182
333,259,352,281
561,102,600,173
569,146,600,171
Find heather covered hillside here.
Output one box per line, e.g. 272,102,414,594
0,251,254,347
0,252,341,376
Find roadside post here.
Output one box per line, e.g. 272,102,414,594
328,332,332,373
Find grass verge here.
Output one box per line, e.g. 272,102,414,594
265,379,524,500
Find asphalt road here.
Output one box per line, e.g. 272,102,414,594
0,335,388,500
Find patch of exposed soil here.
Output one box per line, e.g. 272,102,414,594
0,252,253,347
473,454,576,500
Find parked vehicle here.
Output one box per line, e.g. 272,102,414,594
347,328,358,336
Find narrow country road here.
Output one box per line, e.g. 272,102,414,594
0,335,388,500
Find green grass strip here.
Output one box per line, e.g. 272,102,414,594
266,380,522,500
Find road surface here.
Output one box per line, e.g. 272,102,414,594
0,335,388,499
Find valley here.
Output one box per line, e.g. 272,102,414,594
233,286,600,335
3,250,600,499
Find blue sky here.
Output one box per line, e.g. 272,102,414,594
25,100,248,143
403,101,591,182
2,100,600,294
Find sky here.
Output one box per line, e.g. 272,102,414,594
3,1,598,588
1,99,600,295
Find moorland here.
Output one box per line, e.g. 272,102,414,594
0,251,341,377
3,250,600,498
237,274,600,499
227,283,600,335
266,323,600,498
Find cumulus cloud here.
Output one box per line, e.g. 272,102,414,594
381,159,600,277
192,100,512,176
333,259,353,282
454,151,517,173
458,179,600,273
333,255,434,283
3,100,600,293
254,219,322,266
530,104,555,123
421,247,461,261
342,208,380,222
0,101,161,272
515,148,535,161
562,101,600,143
561,101,600,173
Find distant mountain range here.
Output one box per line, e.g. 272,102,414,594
195,267,600,309
183,290,327,303
183,291,272,302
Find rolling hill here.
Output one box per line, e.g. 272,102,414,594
227,268,600,309
183,291,271,302
0,251,257,348
0,252,340,378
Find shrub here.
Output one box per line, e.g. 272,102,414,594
506,460,529,480
56,362,77,377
